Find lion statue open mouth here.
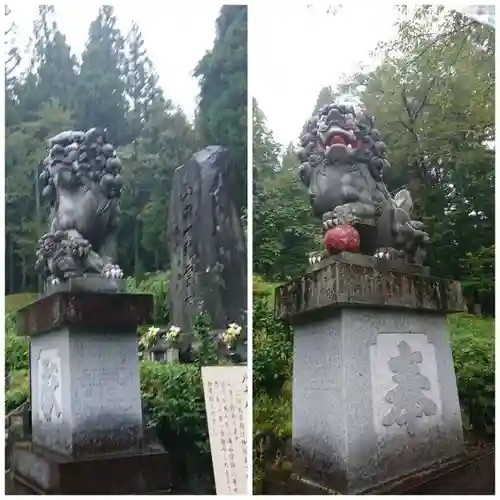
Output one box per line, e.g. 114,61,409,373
297,102,429,265
36,128,124,286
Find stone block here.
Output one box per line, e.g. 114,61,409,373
278,259,465,492
276,258,466,322
17,291,152,337
292,309,464,492
11,443,171,494
17,292,153,457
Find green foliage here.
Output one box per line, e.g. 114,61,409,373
140,361,214,493
5,295,32,405
125,271,170,325
253,6,494,312
252,275,280,308
194,6,247,215
460,245,495,313
5,297,30,413
6,369,29,413
449,313,495,437
75,6,127,144
5,313,29,374
253,380,292,440
252,284,293,396
252,281,293,493
253,101,319,280
193,310,220,367
357,6,494,312
253,381,293,494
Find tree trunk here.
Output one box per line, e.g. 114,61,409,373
7,229,15,294
21,255,27,291
134,216,140,277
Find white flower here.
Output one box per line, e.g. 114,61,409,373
227,323,242,336
146,326,160,338
166,325,181,342
221,322,243,348
139,326,160,349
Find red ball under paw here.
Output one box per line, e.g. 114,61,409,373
324,224,360,253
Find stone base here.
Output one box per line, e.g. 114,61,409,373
291,307,464,493
275,255,466,323
310,251,431,276
11,442,171,494
17,292,153,457
44,276,126,296
276,255,466,494
267,447,494,495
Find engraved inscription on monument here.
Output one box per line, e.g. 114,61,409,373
37,348,63,423
181,182,196,305
382,341,437,436
202,366,248,495
370,333,442,437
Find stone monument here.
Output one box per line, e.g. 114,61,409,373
276,103,466,493
167,146,247,352
10,128,171,494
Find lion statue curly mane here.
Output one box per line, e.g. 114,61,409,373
36,127,124,286
297,102,430,264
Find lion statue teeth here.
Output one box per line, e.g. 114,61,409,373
36,127,124,286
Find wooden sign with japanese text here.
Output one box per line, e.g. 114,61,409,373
201,366,248,495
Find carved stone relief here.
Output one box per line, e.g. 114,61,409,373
38,349,63,423
382,340,437,436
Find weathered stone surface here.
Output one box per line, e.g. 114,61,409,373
311,251,431,275
44,276,126,295
167,146,247,337
17,291,153,336
17,292,153,460
291,309,464,493
12,291,170,494
11,443,171,494
30,327,144,457
276,258,465,322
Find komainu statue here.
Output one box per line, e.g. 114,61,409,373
297,103,430,264
36,128,124,286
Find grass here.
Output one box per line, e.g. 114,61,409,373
6,293,37,314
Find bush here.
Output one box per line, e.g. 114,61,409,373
6,369,29,413
125,271,170,324
5,300,31,413
140,361,214,493
6,313,29,374
252,294,293,396
449,313,495,437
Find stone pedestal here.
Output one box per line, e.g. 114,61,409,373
11,291,171,494
276,254,466,493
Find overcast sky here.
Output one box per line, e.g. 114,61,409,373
8,1,224,121
250,3,400,146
